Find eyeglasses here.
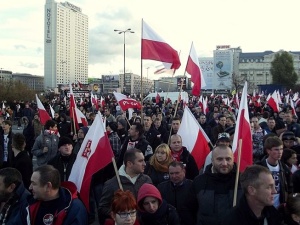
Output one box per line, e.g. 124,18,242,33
116,211,136,218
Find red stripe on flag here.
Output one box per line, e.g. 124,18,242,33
190,131,211,170
142,39,181,69
186,56,201,96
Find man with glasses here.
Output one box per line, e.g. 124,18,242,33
257,136,292,208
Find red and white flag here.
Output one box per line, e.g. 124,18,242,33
91,92,99,110
113,92,141,111
77,80,83,89
142,20,181,73
203,96,209,115
69,113,114,210
290,98,297,118
75,107,88,127
36,94,51,125
267,90,280,113
185,42,206,96
177,107,211,169
232,82,253,172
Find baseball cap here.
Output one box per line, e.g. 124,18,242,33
282,131,296,141
217,132,230,142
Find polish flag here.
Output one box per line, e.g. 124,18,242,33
91,92,99,110
285,94,290,104
100,96,105,107
293,92,299,101
80,98,84,106
69,113,114,210
75,107,88,127
77,80,83,89
2,103,5,109
185,42,206,96
49,105,55,118
203,96,209,115
290,99,297,118
232,82,252,172
142,20,181,72
69,84,77,119
177,107,211,169
113,92,141,111
267,90,280,113
36,94,51,125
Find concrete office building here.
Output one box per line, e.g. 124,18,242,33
44,0,88,89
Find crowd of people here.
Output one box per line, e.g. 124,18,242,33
1,91,300,224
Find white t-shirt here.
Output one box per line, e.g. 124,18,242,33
266,160,280,208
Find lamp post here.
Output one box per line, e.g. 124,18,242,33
114,28,134,93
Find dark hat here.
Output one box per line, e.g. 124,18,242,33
282,131,296,141
117,119,127,129
217,132,230,142
58,137,73,149
108,121,118,132
79,126,89,135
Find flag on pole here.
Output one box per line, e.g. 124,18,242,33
75,107,88,127
142,20,181,72
177,107,211,169
113,92,141,111
290,99,297,118
267,90,280,113
232,82,253,172
36,94,51,125
155,92,161,104
2,102,5,109
77,80,83,89
69,113,114,210
185,42,206,96
49,105,55,118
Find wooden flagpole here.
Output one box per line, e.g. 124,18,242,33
72,106,77,136
140,19,144,122
233,139,242,207
112,157,123,190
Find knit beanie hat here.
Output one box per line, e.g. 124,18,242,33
58,137,73,149
79,126,89,136
118,118,127,129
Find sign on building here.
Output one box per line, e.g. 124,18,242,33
213,50,233,90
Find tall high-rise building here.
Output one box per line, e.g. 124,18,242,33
44,0,88,89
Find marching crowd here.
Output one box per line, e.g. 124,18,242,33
1,92,300,225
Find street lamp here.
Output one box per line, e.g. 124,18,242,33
114,28,134,93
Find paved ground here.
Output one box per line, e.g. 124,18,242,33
12,124,100,225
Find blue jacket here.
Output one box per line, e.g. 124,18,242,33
3,182,31,225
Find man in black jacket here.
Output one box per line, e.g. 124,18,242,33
158,161,196,225
257,136,292,208
192,144,242,225
117,123,153,168
222,165,282,225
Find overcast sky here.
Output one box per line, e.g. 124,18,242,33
1,0,299,80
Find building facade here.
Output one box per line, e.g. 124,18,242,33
44,0,88,89
12,73,44,91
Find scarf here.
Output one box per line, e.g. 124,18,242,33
171,148,184,162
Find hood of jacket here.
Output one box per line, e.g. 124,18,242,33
137,183,162,212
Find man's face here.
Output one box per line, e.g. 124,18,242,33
212,147,234,174
50,124,58,132
59,144,73,156
219,117,226,127
154,120,161,129
29,172,47,200
143,116,152,128
169,165,185,185
105,109,110,116
200,116,206,124
267,119,276,129
252,172,276,207
285,113,292,123
54,113,59,119
0,176,13,202
251,118,260,129
130,152,146,174
129,125,138,139
171,120,181,133
170,136,182,152
283,139,294,148
132,113,137,118
267,145,283,162
226,118,234,127
78,129,85,139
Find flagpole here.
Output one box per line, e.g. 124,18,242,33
140,19,144,121
72,108,77,136
233,139,242,207
112,157,123,190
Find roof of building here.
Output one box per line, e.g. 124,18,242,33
239,50,300,63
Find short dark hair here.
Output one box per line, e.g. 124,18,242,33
240,165,271,194
281,149,297,166
2,120,12,127
131,123,144,136
34,165,60,189
12,133,26,151
264,136,283,151
168,161,185,170
44,120,57,130
171,117,181,123
123,148,142,166
0,167,22,188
